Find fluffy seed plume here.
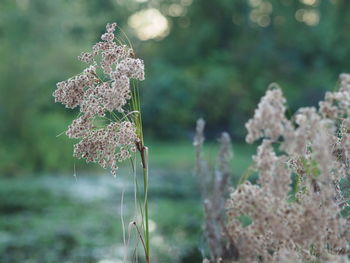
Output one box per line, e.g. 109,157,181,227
53,22,145,176
245,85,287,143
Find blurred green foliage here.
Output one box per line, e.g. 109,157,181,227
1,0,350,174
0,173,204,263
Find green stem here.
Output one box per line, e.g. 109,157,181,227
131,75,148,261
138,144,149,263
143,165,150,263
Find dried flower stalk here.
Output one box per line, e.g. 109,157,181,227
198,74,350,263
194,119,238,262
53,23,150,262
53,22,145,177
226,75,350,262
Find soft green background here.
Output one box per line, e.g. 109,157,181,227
1,0,350,262
1,0,350,174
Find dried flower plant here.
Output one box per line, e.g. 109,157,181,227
194,119,238,262
197,74,350,263
53,23,150,262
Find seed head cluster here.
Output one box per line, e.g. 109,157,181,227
245,86,287,143
198,74,350,263
225,75,350,262
53,23,145,176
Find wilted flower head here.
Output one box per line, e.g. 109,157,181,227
53,22,145,175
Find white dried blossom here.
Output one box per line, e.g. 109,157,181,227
281,107,321,156
319,73,350,118
53,68,98,109
116,58,145,80
253,139,291,199
319,92,339,118
73,121,138,177
272,248,303,263
66,114,93,139
53,22,145,175
245,87,287,143
78,52,93,63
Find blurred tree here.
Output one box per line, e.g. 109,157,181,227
1,0,350,174
141,0,350,138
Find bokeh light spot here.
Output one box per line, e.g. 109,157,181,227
300,0,318,5
168,4,185,17
128,8,169,41
295,9,320,26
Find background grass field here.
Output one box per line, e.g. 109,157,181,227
0,142,253,263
